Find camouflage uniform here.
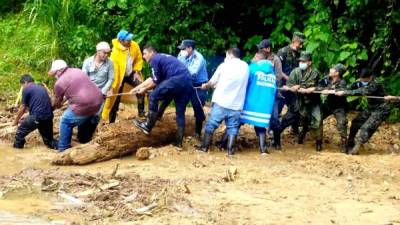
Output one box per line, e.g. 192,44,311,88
281,67,322,141
345,78,390,148
317,77,348,150
276,45,301,111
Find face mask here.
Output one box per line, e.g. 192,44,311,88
361,81,369,86
180,50,189,58
299,62,308,70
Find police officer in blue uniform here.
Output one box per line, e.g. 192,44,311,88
177,39,208,139
131,45,193,149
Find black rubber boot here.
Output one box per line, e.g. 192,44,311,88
137,97,145,118
258,133,269,155
215,131,228,150
227,135,236,156
133,110,158,135
340,137,347,153
13,142,24,149
316,140,322,152
196,132,212,153
297,131,306,144
272,130,282,150
348,142,360,155
194,120,203,139
173,126,184,150
157,100,169,120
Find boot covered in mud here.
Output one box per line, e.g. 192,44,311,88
258,133,269,155
215,131,228,150
272,130,281,150
297,129,307,144
340,137,347,153
316,139,322,152
173,126,184,150
347,142,361,155
196,132,212,153
194,120,203,140
227,134,236,156
133,110,157,135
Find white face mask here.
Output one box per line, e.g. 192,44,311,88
180,50,189,58
299,62,308,70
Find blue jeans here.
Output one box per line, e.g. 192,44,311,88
205,103,241,135
58,107,92,151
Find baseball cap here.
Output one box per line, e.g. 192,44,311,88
48,59,67,76
117,29,133,41
96,41,111,51
293,32,306,43
333,63,346,76
177,39,196,50
257,39,271,49
298,51,312,61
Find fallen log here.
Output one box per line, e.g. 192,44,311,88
52,114,194,165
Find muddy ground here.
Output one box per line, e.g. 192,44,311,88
0,104,399,225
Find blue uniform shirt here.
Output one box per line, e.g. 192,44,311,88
150,53,191,84
240,60,277,128
177,50,208,85
22,83,53,120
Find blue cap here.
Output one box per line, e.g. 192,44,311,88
117,29,133,41
178,39,196,50
257,39,271,49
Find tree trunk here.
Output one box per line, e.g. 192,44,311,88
52,114,194,165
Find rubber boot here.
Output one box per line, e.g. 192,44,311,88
347,128,357,151
348,142,360,155
133,110,158,135
157,101,169,120
297,130,306,144
215,131,228,150
227,135,236,156
258,133,269,155
196,132,212,153
272,130,282,150
291,124,299,135
316,139,322,152
137,96,145,118
194,120,203,140
173,126,184,150
340,137,347,153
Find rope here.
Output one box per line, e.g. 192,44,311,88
106,86,203,98
277,87,400,100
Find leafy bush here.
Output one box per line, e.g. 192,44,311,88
0,13,56,97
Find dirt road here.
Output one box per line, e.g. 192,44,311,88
0,106,399,225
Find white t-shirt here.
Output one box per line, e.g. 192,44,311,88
209,58,249,110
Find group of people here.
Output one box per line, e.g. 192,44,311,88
12,29,398,156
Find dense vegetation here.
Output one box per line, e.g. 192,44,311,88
0,0,399,120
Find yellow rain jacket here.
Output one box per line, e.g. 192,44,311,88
101,38,143,120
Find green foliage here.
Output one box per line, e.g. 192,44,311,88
0,14,56,98
1,0,399,121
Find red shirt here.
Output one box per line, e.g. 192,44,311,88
54,68,103,116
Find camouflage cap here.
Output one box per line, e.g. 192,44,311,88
333,63,346,76
293,32,306,42
298,51,312,61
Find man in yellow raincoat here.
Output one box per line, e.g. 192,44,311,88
102,29,144,123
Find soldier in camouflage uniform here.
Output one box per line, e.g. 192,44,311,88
335,68,390,155
317,64,348,152
273,32,306,143
280,52,323,151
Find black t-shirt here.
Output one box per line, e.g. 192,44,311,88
22,84,53,120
